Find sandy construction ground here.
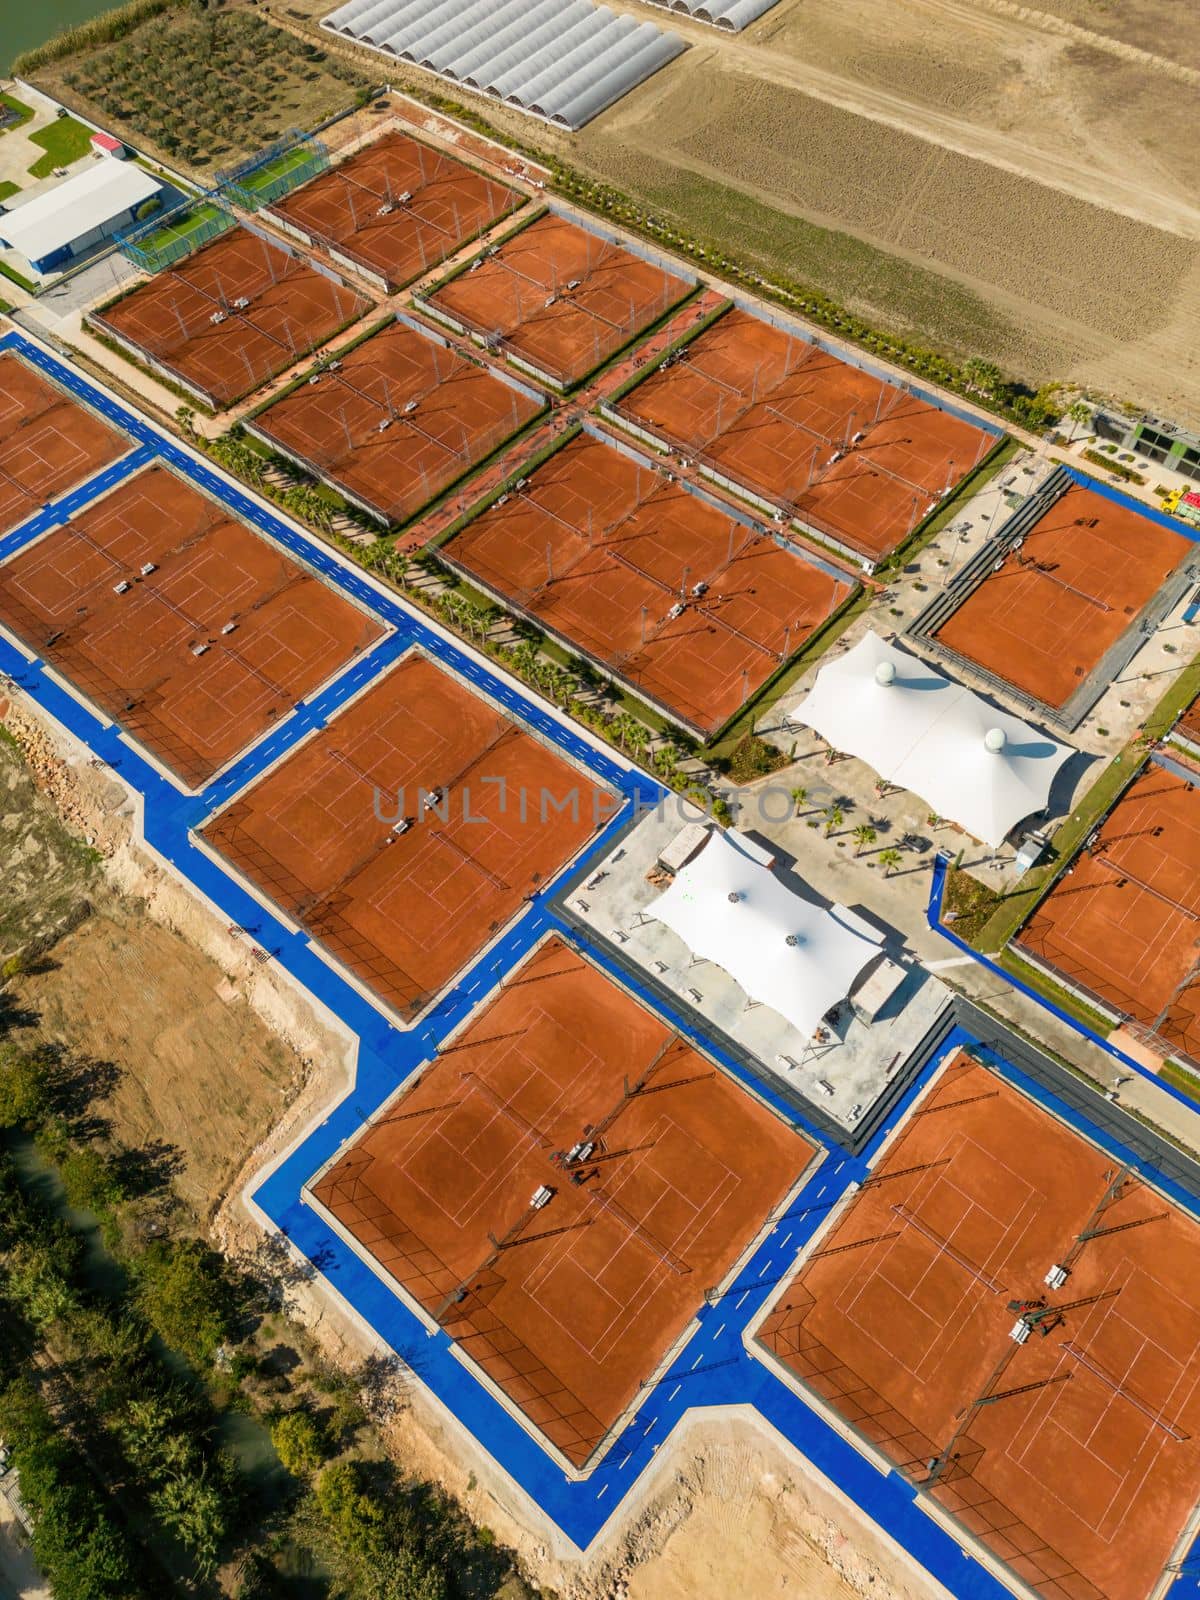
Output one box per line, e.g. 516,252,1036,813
0,698,349,1224
305,0,1200,422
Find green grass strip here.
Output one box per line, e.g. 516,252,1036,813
0,257,38,294
997,949,1118,1039
26,115,93,179
1159,1061,1200,1103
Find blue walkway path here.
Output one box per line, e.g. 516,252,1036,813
2,330,1195,1596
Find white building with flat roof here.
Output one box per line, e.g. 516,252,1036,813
0,159,161,275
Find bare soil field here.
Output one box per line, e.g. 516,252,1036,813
0,698,337,1223
575,0,1200,422
301,0,1200,422
9,908,302,1220
0,719,99,962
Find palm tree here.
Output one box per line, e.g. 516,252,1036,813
654,742,681,779
1066,399,1091,442
611,716,649,758
962,358,1002,398
510,639,540,681
462,603,490,645
878,848,903,877
852,824,877,856
360,539,391,573
823,804,843,837
790,785,808,815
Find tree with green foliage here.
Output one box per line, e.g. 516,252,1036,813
58,1142,130,1217
852,823,878,856
0,1380,142,1600
652,741,681,779
150,1464,229,1575
271,1409,327,1478
1066,399,1092,441
133,1236,231,1367
610,712,643,754
962,357,1002,398
311,1461,448,1600
878,847,903,877
0,1044,47,1128
823,804,843,837
5,1223,81,1329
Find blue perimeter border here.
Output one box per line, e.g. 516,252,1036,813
1062,462,1200,543
2,330,1197,1595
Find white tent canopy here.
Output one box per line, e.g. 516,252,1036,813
649,827,880,1038
791,631,1073,847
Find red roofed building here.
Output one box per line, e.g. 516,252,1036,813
90,131,126,159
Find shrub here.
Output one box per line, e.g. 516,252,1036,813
0,1045,47,1128
134,1236,233,1367
58,1143,130,1217
724,732,787,784
271,1409,327,1478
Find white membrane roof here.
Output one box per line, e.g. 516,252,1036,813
791,631,1074,847
650,827,880,1038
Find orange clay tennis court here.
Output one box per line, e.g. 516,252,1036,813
615,306,993,564
1178,691,1200,748
425,211,692,387
758,1050,1200,1600
203,653,607,1019
310,933,809,1466
0,464,382,788
251,319,542,525
92,229,369,408
935,482,1192,709
444,431,852,735
0,353,128,533
1017,764,1200,1061
269,129,521,291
